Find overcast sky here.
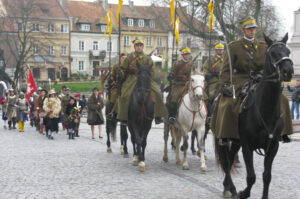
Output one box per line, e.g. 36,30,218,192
107,0,300,35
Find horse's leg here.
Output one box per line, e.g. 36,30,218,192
139,128,150,172
238,146,256,199
130,127,138,166
173,127,182,165
106,119,112,153
218,142,238,198
182,132,189,170
191,130,197,155
121,124,129,158
262,141,279,199
197,126,207,172
163,121,169,162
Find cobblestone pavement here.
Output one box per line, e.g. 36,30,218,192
0,121,299,199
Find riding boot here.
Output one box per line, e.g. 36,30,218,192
168,103,177,124
282,134,291,143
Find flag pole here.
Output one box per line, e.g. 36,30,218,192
118,12,121,66
171,0,177,67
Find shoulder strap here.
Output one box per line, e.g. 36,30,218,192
210,59,221,72
178,61,192,75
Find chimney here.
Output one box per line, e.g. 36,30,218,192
128,0,134,9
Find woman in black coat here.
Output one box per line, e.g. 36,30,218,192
87,87,104,139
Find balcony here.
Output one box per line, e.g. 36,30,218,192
89,50,106,60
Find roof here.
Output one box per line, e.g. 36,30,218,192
1,0,68,19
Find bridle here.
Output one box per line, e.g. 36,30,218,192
266,42,293,68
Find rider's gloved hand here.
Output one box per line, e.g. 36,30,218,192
223,87,233,97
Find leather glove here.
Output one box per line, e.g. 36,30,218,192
167,72,175,81
223,86,233,97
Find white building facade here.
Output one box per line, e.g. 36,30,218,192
290,9,300,77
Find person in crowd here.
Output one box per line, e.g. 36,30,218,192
287,80,300,120
87,87,104,139
81,94,87,110
160,80,165,99
16,92,29,132
60,87,71,131
0,90,8,129
6,89,17,130
43,89,61,140
65,97,77,139
74,93,84,137
35,89,47,135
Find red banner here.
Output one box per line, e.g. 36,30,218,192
26,69,37,101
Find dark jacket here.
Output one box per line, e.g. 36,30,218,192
87,94,104,124
287,85,300,102
65,103,76,116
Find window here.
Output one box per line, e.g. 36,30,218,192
34,45,38,55
146,37,152,46
48,46,54,56
127,18,133,27
157,37,162,47
101,25,107,32
79,40,84,51
32,68,40,79
107,42,112,52
32,24,39,32
187,38,191,48
93,41,98,51
48,24,54,33
81,24,91,31
138,19,144,27
48,68,55,80
61,24,68,33
61,46,67,56
124,36,129,46
18,45,22,55
150,20,155,28
17,23,23,31
78,61,84,71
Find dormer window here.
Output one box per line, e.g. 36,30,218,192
138,19,144,27
128,19,133,27
101,25,107,32
150,20,155,28
81,24,91,31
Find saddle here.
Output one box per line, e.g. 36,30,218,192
239,74,263,114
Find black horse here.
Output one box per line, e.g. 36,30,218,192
128,64,154,172
216,33,293,199
105,104,129,157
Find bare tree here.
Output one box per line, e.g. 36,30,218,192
0,0,54,87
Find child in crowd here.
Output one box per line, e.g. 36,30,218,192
0,91,8,129
65,97,80,139
16,92,29,132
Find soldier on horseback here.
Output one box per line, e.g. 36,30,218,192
167,47,197,124
211,17,293,145
117,39,167,124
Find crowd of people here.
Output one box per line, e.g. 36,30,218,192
0,86,104,140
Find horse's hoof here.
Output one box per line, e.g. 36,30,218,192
107,148,112,153
176,160,182,165
132,156,139,166
163,156,168,162
192,151,197,155
200,165,207,172
123,153,129,158
182,164,189,170
139,162,146,172
120,146,124,155
234,162,242,168
222,191,232,198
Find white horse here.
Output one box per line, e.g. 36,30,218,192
163,73,207,171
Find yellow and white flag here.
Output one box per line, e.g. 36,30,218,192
116,0,123,27
104,8,113,38
208,0,214,32
170,0,178,29
175,17,180,45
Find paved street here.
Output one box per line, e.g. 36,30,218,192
0,121,300,199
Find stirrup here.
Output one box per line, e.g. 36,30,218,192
218,139,229,146
168,117,176,124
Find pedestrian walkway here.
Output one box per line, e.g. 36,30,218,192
0,123,299,199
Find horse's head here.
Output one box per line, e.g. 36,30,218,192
189,73,205,101
136,62,151,103
264,33,294,82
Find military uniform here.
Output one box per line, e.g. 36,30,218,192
211,37,293,139
107,63,121,113
202,54,223,100
117,51,167,121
